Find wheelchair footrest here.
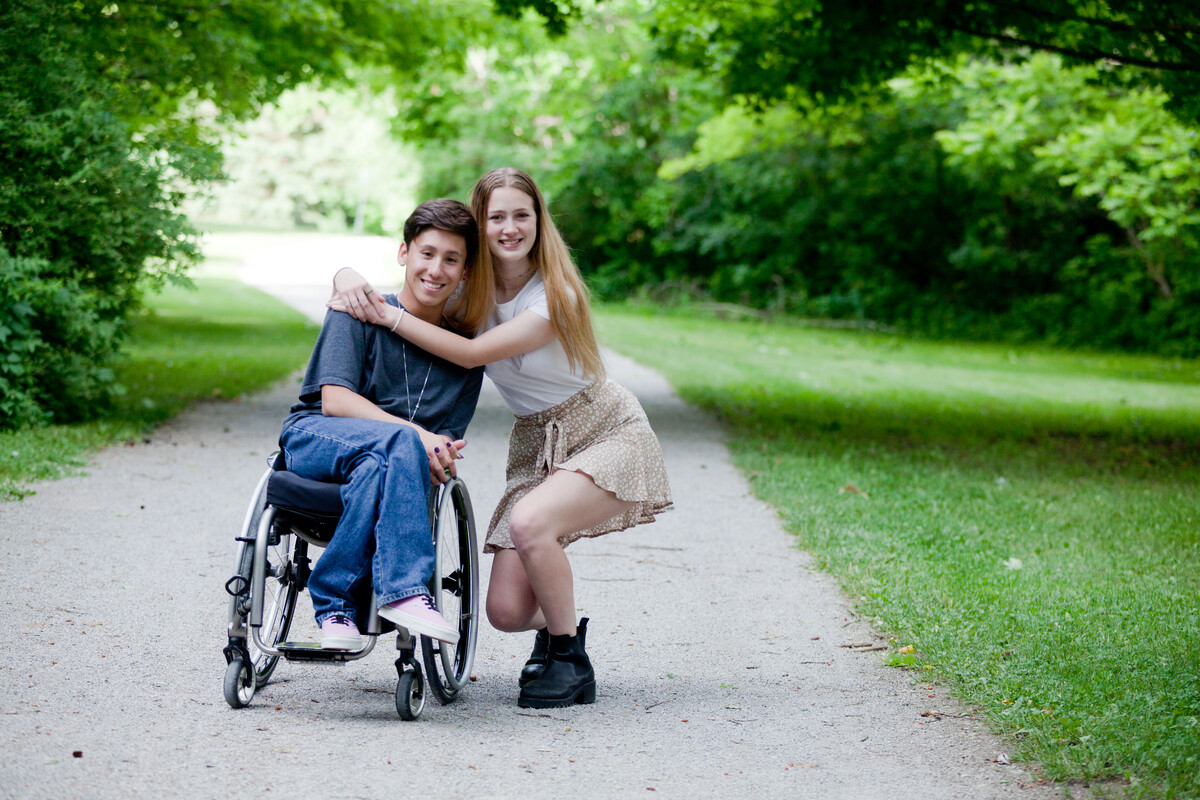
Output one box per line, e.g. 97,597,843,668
277,641,365,663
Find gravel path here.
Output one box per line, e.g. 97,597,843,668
0,238,1061,798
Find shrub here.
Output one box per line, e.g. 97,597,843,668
0,1,206,428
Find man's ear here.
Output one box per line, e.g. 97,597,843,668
397,241,408,265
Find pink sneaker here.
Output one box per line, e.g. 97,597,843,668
319,614,362,650
378,594,459,644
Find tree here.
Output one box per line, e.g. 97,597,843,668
1037,101,1200,301
936,55,1200,303
0,0,481,428
1,0,206,426
509,1,1200,122
70,0,481,126
666,1,1200,119
190,83,420,234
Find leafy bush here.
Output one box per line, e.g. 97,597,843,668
0,1,207,428
400,5,1199,357
0,246,129,424
547,61,720,299
593,55,1200,356
0,250,45,426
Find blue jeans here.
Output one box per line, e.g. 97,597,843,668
279,415,432,627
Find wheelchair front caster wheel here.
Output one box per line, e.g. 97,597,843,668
396,665,426,720
224,659,256,709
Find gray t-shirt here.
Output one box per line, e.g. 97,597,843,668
282,295,482,439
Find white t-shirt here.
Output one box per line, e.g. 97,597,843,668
484,273,591,416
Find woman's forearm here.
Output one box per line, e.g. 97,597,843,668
388,306,556,368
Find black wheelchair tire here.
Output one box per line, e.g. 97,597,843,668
396,665,426,721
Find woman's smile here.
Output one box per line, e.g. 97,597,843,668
487,186,537,264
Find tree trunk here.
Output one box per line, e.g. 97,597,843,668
1124,226,1174,299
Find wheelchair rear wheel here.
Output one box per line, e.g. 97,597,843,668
422,478,480,705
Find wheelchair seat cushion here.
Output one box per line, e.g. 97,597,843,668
266,471,344,520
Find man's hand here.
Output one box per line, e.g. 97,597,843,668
416,429,467,485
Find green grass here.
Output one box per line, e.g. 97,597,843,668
595,306,1200,799
0,278,317,499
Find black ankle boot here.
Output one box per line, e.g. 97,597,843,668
517,618,595,709
518,627,550,688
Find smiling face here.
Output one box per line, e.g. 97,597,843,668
397,227,468,323
485,185,538,268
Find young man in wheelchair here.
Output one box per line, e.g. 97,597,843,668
278,199,486,650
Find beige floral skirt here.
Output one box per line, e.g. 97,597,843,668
484,379,673,553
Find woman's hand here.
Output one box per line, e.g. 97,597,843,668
416,429,467,485
329,268,388,323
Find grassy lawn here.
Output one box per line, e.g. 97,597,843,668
0,277,317,499
595,306,1200,799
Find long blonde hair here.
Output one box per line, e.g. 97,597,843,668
445,254,493,337
470,167,605,380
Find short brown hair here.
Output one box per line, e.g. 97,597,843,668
403,198,478,264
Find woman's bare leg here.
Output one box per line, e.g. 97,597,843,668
505,469,634,636
485,549,545,632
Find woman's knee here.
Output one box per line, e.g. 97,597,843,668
507,499,555,551
486,592,532,632
486,550,538,631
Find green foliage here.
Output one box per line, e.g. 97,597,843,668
646,89,967,316
522,51,1195,355
71,0,475,126
933,55,1200,353
649,0,1200,124
493,0,579,36
0,252,47,427
0,275,317,499
394,0,725,295
394,1,671,203
547,56,721,296
0,247,127,426
187,83,420,234
2,0,482,432
398,4,1200,356
0,0,213,429
395,31,571,198
1037,94,1200,302
596,306,1200,798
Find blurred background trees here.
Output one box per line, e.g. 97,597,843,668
3,0,1199,429
1,0,477,427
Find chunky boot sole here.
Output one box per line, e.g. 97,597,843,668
517,679,597,709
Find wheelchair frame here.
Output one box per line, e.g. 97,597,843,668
223,455,480,720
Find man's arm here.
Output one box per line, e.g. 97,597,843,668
322,385,465,484
322,384,409,425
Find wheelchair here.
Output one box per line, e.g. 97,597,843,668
222,453,480,720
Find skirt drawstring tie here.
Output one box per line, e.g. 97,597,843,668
540,418,565,475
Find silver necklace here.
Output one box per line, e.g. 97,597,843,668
401,340,432,419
